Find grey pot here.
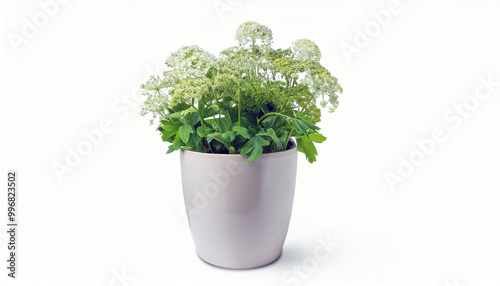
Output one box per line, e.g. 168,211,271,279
180,143,298,269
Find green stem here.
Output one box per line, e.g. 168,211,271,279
203,138,212,153
217,101,222,132
284,119,295,150
156,90,167,118
158,109,166,118
238,84,241,126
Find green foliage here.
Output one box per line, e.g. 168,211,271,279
232,126,251,139
179,125,194,144
141,22,343,163
296,135,318,163
240,136,270,163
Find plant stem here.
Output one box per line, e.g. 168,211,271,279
158,109,166,118
238,84,241,126
156,90,167,118
284,119,294,150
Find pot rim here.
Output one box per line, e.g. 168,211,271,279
180,139,297,158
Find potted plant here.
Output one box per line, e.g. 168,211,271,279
140,21,342,269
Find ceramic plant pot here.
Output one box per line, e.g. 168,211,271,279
180,142,298,269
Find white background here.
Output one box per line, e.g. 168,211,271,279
1,1,500,285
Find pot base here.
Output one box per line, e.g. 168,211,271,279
196,250,283,270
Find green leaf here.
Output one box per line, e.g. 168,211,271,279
161,133,176,143
267,128,283,151
197,126,212,137
294,118,320,135
173,129,182,148
217,116,233,133
229,146,236,154
181,107,198,115
294,119,308,134
309,133,327,143
241,112,258,128
296,135,318,163
204,118,218,127
296,118,320,132
188,133,204,152
171,102,191,112
232,126,250,139
181,112,200,126
227,106,239,123
159,122,179,142
222,131,236,142
240,136,270,163
166,145,181,154
198,101,206,116
180,125,194,144
198,102,218,119
207,133,230,149
160,118,182,127
261,115,278,129
256,129,269,136
169,112,183,119
158,121,179,134
293,119,304,134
